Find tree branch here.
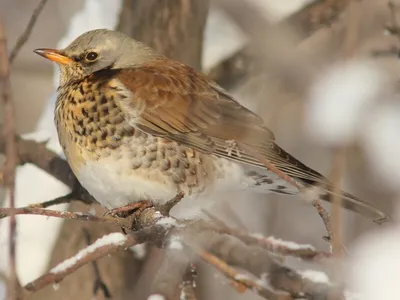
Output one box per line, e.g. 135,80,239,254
9,0,49,64
0,18,20,300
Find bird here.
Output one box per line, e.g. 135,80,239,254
34,29,389,223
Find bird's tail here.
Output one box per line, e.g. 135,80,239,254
318,187,390,224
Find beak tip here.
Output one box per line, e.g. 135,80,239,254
32,48,72,65
33,48,48,58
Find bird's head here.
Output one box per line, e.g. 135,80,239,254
34,29,159,86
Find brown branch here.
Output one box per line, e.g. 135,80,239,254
23,203,179,295
312,200,334,242
0,18,20,300
203,209,331,261
192,245,290,300
190,232,338,299
158,192,185,216
237,143,336,249
0,136,77,189
28,191,93,209
9,0,49,64
1,195,344,299
0,206,133,231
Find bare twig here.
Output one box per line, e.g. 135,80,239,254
204,209,331,261
0,206,132,231
29,192,92,208
238,142,335,243
0,18,20,300
22,205,184,295
0,136,78,190
312,200,334,242
191,232,337,299
195,248,288,300
9,0,49,64
330,148,346,254
328,0,362,256
1,197,342,299
158,192,185,216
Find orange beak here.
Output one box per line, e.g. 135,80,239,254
33,48,73,65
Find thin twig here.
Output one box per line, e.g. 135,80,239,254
9,0,49,64
158,192,185,216
0,206,132,230
82,229,112,299
28,193,82,208
238,142,335,243
312,200,334,243
330,148,346,254
193,247,290,300
204,209,331,261
0,18,20,300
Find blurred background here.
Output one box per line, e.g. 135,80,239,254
1,0,400,299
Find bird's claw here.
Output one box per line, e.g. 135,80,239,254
104,200,152,218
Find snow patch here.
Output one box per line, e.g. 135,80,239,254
251,234,315,250
299,270,330,284
147,294,166,300
168,235,183,250
156,217,177,228
50,233,126,274
130,243,147,260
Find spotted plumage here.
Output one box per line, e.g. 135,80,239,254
34,29,389,222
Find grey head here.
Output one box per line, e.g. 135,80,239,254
34,29,160,85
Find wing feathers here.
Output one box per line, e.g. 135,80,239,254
115,59,326,185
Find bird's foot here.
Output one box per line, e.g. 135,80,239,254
224,140,242,157
104,200,152,218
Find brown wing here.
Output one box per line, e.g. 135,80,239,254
115,59,326,184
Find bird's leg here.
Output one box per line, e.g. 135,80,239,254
104,200,152,218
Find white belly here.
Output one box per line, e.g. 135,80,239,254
76,151,298,217
76,156,178,209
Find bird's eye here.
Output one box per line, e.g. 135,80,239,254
85,52,98,61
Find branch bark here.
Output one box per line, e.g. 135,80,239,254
117,0,210,70
0,17,20,300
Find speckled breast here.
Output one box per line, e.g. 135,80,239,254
54,75,218,206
